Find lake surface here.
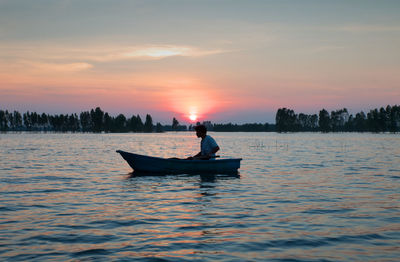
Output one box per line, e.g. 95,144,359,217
0,132,399,261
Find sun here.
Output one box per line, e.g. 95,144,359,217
189,114,197,121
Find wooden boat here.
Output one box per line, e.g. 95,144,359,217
116,150,242,174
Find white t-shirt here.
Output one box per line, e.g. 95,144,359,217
201,135,219,158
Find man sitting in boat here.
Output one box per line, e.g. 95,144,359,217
187,124,220,160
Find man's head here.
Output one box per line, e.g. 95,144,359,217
194,124,207,138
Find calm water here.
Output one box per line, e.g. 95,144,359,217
0,132,399,261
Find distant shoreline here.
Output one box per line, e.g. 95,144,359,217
1,131,399,135
1,104,399,133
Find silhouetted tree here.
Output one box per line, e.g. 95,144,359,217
388,105,400,132
23,111,32,130
0,110,7,131
144,114,154,132
297,113,318,131
156,122,163,133
367,109,380,132
352,112,366,132
7,111,15,130
13,111,23,130
31,112,38,128
136,115,144,132
39,113,48,128
127,115,137,132
172,117,179,131
276,108,297,132
67,114,79,132
319,109,331,132
114,114,127,132
91,107,104,132
80,111,91,132
103,113,113,132
378,107,388,132
330,108,348,132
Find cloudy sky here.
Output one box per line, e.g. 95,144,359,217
1,0,399,123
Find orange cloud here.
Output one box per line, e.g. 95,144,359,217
24,61,93,72
0,43,228,65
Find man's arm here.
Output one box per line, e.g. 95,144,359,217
193,151,202,157
188,144,219,160
212,146,220,154
187,151,202,160
202,146,219,159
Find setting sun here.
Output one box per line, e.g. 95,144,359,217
189,114,197,121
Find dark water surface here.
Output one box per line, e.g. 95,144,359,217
1,132,399,261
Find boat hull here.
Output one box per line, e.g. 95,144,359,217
116,150,242,174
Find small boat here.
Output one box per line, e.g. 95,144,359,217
116,150,242,174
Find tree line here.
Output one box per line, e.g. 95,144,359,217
2,105,399,133
275,105,400,133
212,123,274,132
0,107,187,132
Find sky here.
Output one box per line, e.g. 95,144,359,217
1,0,399,124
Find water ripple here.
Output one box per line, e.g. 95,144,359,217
0,133,399,261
